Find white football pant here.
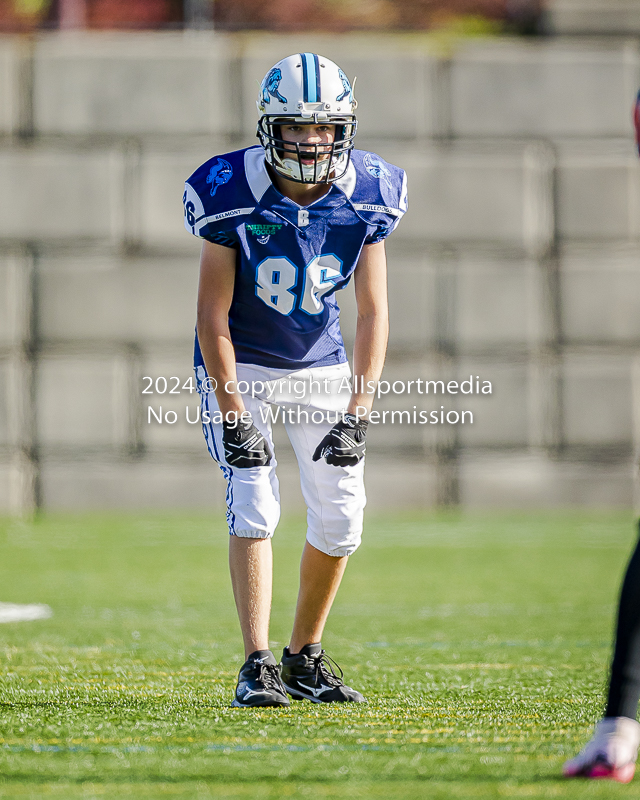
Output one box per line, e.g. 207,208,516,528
196,362,366,557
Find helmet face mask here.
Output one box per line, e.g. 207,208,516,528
256,54,357,185
257,115,357,184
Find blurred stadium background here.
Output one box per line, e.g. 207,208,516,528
1,0,640,515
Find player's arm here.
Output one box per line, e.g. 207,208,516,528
196,240,245,417
312,241,388,467
347,239,389,418
197,240,272,467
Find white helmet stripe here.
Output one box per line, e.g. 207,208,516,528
300,53,320,103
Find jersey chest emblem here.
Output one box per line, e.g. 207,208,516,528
298,209,310,227
247,223,283,245
206,158,233,196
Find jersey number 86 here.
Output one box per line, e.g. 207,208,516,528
256,254,343,316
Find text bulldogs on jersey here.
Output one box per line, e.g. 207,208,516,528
184,146,408,371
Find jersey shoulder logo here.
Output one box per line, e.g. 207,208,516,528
261,68,287,105
363,153,391,182
336,68,352,103
206,158,233,196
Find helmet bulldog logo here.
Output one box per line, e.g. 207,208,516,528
336,69,352,103
261,68,287,105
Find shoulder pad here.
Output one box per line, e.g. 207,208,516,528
350,150,408,226
183,148,256,238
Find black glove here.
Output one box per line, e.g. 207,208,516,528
222,418,272,468
312,413,368,467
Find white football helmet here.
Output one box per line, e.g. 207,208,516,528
256,53,357,184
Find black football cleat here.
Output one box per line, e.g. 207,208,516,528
280,643,365,703
231,649,290,708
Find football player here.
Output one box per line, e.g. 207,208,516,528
563,91,640,782
183,54,407,707
563,526,640,782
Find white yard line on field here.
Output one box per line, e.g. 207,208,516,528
0,603,52,623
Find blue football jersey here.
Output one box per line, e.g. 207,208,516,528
184,146,407,371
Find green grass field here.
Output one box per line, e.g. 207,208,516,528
0,510,638,799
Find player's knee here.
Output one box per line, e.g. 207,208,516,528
306,527,362,557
